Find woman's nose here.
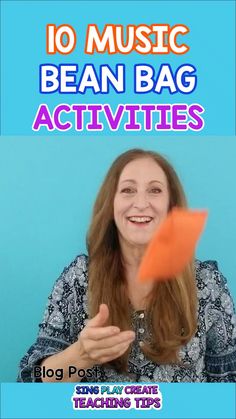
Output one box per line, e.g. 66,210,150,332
132,193,150,210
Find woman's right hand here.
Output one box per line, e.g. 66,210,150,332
76,304,135,367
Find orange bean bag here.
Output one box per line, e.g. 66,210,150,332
138,208,208,282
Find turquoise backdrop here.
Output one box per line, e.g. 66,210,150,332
0,135,236,382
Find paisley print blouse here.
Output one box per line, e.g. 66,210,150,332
17,255,236,382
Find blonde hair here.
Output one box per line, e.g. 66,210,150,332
87,149,197,371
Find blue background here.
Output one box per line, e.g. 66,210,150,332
0,1,236,418
1,135,236,383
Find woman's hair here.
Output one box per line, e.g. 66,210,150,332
87,148,197,371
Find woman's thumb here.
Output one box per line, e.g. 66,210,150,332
88,303,109,327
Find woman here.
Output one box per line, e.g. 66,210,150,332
18,148,236,382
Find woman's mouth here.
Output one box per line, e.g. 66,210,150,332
127,216,153,225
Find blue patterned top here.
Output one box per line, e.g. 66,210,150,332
17,255,236,382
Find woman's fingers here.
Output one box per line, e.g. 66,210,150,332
86,330,135,350
88,340,132,363
83,325,121,340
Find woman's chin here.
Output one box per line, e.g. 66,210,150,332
127,236,151,249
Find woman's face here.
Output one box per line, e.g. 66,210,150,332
113,157,170,249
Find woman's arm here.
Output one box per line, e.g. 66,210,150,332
17,255,89,382
40,304,135,382
39,341,93,382
17,255,134,382
204,267,236,382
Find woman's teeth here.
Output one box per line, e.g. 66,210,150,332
128,216,152,223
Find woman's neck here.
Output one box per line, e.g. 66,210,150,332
120,246,154,310
120,240,146,271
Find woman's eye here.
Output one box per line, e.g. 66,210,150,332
121,188,135,194
149,187,161,194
